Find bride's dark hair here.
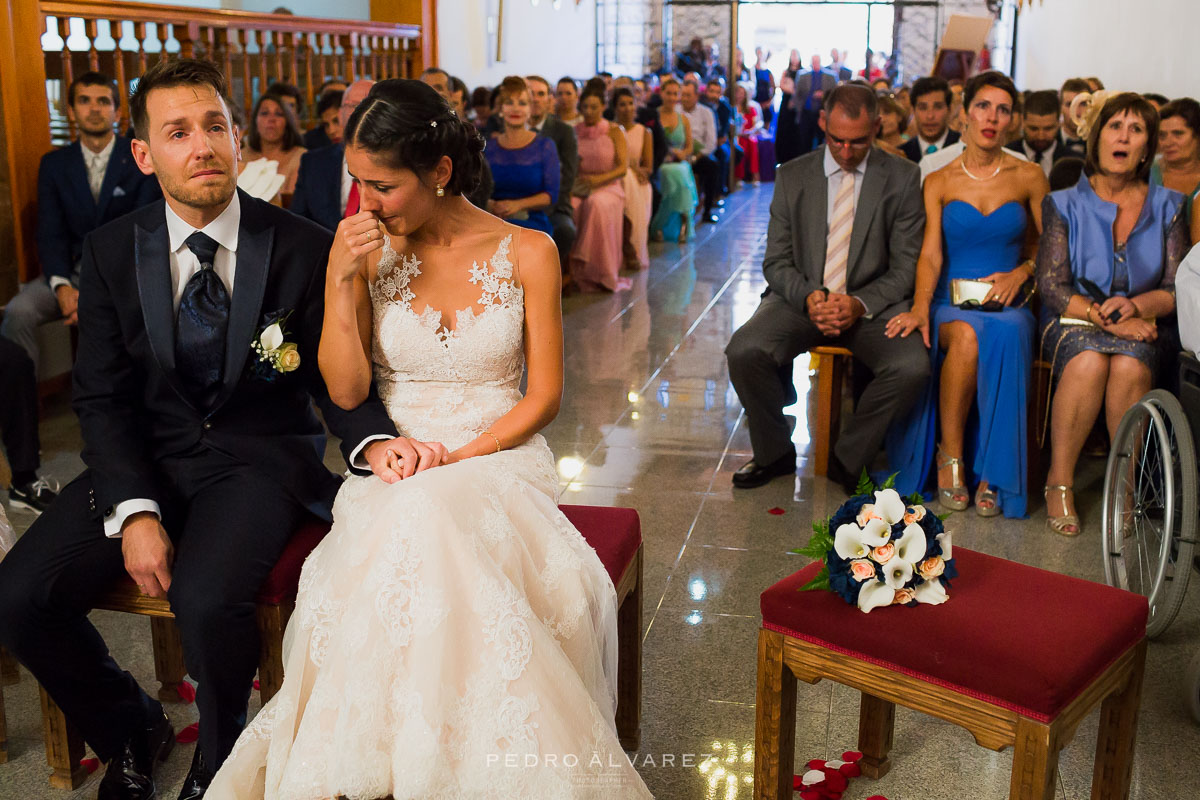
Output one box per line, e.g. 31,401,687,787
343,79,485,197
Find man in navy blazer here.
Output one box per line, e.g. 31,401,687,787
290,80,372,232
1,72,160,363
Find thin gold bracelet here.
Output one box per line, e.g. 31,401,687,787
482,430,502,453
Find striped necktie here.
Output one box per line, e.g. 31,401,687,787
823,169,855,295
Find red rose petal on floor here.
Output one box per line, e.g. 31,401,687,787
842,750,863,762
768,507,786,515
866,796,891,800
822,770,848,792
839,762,862,778
806,758,827,770
176,681,196,703
80,757,100,774
793,774,803,790
253,679,261,690
176,723,199,744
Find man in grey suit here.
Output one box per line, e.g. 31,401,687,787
778,55,839,163
527,75,578,269
725,83,929,491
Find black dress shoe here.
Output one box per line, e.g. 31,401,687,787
732,448,797,489
97,711,174,800
825,455,861,496
177,746,215,800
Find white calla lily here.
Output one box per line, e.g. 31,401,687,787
894,523,927,564
860,518,891,547
881,555,913,589
914,578,948,605
857,580,896,613
260,322,284,351
873,489,906,525
834,519,892,560
936,531,952,560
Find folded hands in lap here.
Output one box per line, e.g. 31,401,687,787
807,290,863,337
365,437,452,483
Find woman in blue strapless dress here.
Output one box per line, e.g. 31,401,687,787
885,72,1049,518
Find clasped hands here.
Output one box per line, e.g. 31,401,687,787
1087,296,1156,343
806,290,864,337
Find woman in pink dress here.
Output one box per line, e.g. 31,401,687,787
613,88,653,270
734,82,763,183
570,85,628,291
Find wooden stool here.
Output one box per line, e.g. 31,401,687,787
754,549,1148,799
810,346,854,476
38,519,330,789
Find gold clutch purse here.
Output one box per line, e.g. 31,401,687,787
950,279,994,306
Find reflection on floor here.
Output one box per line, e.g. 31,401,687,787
2,184,1198,799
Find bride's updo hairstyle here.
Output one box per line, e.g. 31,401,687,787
343,78,485,197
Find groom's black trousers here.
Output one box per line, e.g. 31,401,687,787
0,444,307,766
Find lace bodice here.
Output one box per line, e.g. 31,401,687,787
368,234,527,450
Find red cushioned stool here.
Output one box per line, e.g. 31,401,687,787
753,548,1148,800
560,504,643,751
37,519,330,789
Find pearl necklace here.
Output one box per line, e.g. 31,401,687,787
961,155,1003,181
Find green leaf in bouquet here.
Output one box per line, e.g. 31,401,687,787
811,519,829,537
905,491,924,506
937,512,952,522
799,566,831,592
880,472,898,490
855,469,875,496
795,537,831,560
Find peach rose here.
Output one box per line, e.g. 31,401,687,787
277,343,301,372
856,504,881,527
869,542,895,564
892,588,915,605
903,505,926,525
850,559,877,582
918,556,945,580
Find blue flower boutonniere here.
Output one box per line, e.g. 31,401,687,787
250,310,301,381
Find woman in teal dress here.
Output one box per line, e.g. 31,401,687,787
649,77,699,242
886,72,1049,519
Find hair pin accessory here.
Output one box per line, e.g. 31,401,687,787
430,120,438,127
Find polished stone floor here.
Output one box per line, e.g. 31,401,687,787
2,183,1199,799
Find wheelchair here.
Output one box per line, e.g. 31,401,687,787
1100,351,1200,722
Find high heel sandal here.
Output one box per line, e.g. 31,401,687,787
1044,485,1081,536
974,482,1001,518
936,446,969,511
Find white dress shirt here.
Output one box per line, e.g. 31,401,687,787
1022,138,1057,179
341,156,353,216
916,130,950,160
1178,242,1200,354
823,147,872,315
680,102,717,157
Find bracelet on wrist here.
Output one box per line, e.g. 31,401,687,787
482,430,502,453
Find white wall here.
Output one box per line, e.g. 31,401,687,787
436,0,597,88
1015,0,1198,97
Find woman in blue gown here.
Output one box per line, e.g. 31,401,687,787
483,76,560,235
886,72,1049,519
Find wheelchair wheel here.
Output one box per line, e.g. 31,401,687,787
1101,390,1198,639
1189,648,1200,724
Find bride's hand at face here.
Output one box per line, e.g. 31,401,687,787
329,210,386,284
365,437,450,483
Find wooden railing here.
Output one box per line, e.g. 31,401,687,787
0,1,423,284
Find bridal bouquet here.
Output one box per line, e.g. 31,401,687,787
793,475,956,613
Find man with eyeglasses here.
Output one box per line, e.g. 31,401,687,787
289,79,375,232
725,83,929,492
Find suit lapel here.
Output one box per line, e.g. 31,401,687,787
847,156,885,276
66,141,98,218
213,191,272,409
134,210,193,406
95,140,129,222
805,152,829,280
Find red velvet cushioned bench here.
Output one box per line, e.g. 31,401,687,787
753,548,1148,800
37,505,643,788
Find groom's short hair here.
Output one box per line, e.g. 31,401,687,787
130,59,229,141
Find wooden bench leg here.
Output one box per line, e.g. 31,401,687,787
256,602,293,705
1091,641,1146,800
1009,717,1058,800
616,548,643,751
150,616,187,703
753,628,796,800
39,684,86,789
857,692,895,779
0,646,19,685
813,355,847,477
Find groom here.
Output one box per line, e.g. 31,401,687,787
0,60,405,800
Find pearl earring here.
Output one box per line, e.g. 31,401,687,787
436,184,445,197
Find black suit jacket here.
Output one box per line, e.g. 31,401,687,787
290,143,345,232
302,125,333,151
36,136,161,281
1005,134,1085,164
535,116,579,217
73,190,398,524
900,130,961,163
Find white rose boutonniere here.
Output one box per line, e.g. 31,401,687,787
250,312,300,380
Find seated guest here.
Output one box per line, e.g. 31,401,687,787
0,71,159,364
290,79,373,231
420,71,496,210
483,76,560,236
419,67,453,105
1007,89,1085,178
1086,77,1105,92
1143,92,1169,112
725,83,929,491
301,80,347,149
680,79,720,223
1151,98,1200,240
1037,92,1187,535
240,92,306,203
703,77,741,193
875,94,908,156
555,77,582,126
734,82,763,183
776,56,837,165
1049,155,1086,191
570,85,628,292
471,85,494,130
525,75,579,270
1059,78,1091,151
449,75,470,119
613,88,653,270
901,76,960,162
225,96,247,141
650,78,699,243
0,338,57,513
1179,243,1200,353
265,81,303,120
886,71,1049,519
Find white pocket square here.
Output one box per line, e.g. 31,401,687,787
112,186,126,197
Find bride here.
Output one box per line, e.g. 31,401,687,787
209,80,653,799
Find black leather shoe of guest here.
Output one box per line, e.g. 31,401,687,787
732,448,797,489
177,746,215,800
825,455,861,496
97,711,174,800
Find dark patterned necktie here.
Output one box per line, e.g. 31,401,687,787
175,231,229,408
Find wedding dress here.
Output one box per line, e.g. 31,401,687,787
209,232,653,799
